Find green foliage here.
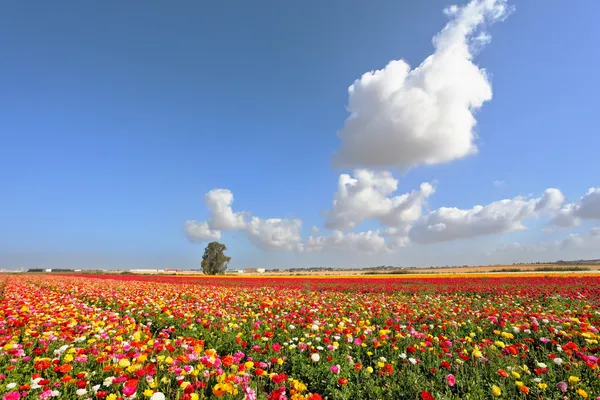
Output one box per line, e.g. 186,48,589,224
201,241,231,275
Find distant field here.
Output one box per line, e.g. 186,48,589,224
219,264,598,277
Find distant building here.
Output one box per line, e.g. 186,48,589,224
243,268,266,273
130,269,166,274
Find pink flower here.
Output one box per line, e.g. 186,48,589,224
272,343,281,352
122,385,136,397
446,374,456,387
556,381,568,393
2,392,21,400
330,365,340,374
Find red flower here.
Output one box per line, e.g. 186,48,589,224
497,369,509,378
34,360,51,370
337,377,348,385
421,391,435,400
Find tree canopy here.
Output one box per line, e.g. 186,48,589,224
201,242,230,275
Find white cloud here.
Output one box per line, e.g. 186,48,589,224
493,180,505,187
333,0,511,169
560,227,600,250
302,230,388,254
205,189,247,231
409,188,564,244
323,169,433,231
184,189,302,251
494,227,600,261
183,220,221,241
246,217,303,251
551,187,600,227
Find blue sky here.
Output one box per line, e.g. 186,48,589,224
1,0,599,270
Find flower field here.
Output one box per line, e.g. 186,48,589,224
2,274,600,399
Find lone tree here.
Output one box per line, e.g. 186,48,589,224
201,242,231,275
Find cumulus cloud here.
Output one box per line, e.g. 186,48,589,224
333,0,511,169
246,217,303,251
302,230,388,254
205,189,247,231
184,189,302,251
323,169,434,231
494,227,600,258
409,188,564,244
183,220,221,242
552,188,600,227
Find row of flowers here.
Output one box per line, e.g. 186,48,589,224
2,274,600,399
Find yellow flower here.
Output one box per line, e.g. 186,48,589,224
190,394,199,400
213,383,227,397
577,389,588,398
491,385,501,397
515,381,524,387
293,380,307,393
107,395,117,400
118,358,131,368
143,389,154,397
511,371,520,379
63,354,74,363
569,376,581,384
538,383,547,390
472,346,482,358
366,366,374,373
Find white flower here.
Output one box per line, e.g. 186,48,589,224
150,393,166,400
6,383,17,389
399,353,407,359
51,391,61,397
533,378,542,383
76,389,88,396
316,346,324,351
103,376,115,387
536,362,547,368
311,353,320,362
379,357,387,362
554,358,563,365
92,384,100,393
289,325,296,330
409,358,417,365
311,324,319,331
512,327,520,333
